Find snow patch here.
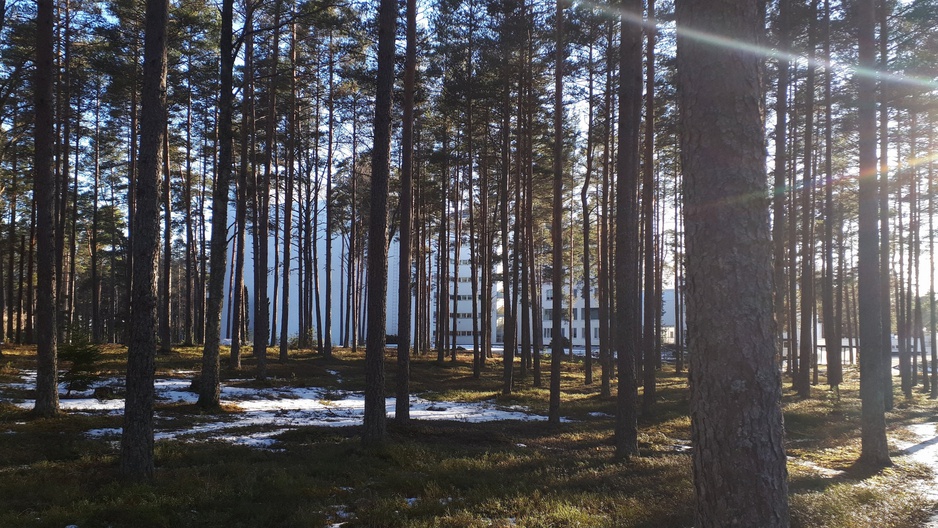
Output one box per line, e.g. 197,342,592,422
3,371,556,448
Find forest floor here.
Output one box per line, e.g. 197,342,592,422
0,343,937,528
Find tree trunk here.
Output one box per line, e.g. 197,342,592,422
548,0,564,424
641,0,657,415
929,109,937,399
33,0,59,418
675,0,790,524
614,0,642,459
878,0,893,411
362,0,396,446
252,0,278,377
324,33,335,358
857,0,891,468
581,28,595,386
499,17,515,394
822,0,841,388
396,0,416,422
797,0,818,398
598,22,614,397
159,125,172,354
198,0,234,408
120,0,168,479
91,88,102,344
279,17,297,363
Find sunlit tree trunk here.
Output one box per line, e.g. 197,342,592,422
676,0,790,522
641,0,657,415
857,0,891,468
797,0,818,398
159,124,172,354
581,26,595,386
822,0,841,389
878,0,894,411
773,0,790,374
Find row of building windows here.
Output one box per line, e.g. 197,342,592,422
544,308,601,321
449,294,477,300
543,327,600,339
449,313,473,319
545,288,599,301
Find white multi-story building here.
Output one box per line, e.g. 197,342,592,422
538,286,679,347
428,249,681,348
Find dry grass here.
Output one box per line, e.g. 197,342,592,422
0,345,936,527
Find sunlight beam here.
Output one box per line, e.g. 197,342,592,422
574,0,938,92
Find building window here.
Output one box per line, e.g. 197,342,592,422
594,327,598,339
546,289,553,301
573,328,578,339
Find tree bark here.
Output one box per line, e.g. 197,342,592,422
548,0,564,424
396,0,416,422
324,32,335,358
675,0,790,524
797,0,818,398
120,0,168,479
362,0,396,446
614,0,642,459
581,26,595,386
279,17,297,363
641,0,657,415
822,0,842,388
198,0,234,408
878,0,893,411
159,125,172,354
33,0,59,418
857,0,891,468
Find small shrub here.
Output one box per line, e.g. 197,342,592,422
60,336,102,394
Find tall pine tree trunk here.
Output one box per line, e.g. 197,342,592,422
878,0,893,411
280,16,297,363
822,0,842,389
858,0,891,468
548,0,564,424
396,0,416,422
797,0,818,398
641,0,657,415
614,0,642,458
362,0,396,446
121,0,168,479
34,0,59,417
199,0,234,408
675,0,790,522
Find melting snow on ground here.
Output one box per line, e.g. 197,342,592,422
896,422,938,526
2,371,552,448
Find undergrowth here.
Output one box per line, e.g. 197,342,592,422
0,344,935,527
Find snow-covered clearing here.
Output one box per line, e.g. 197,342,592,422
2,370,554,448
